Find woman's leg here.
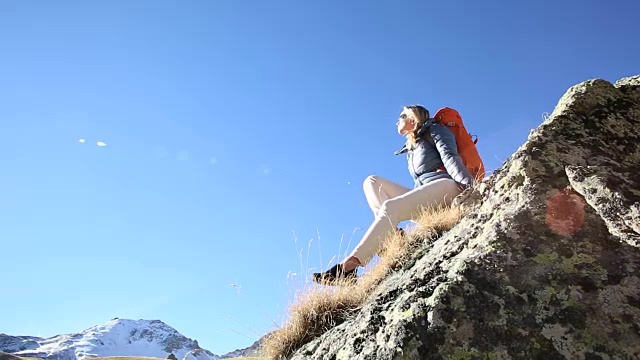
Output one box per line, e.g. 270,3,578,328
346,178,462,268
312,176,414,284
363,175,412,217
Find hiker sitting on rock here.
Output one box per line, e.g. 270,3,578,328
312,104,482,285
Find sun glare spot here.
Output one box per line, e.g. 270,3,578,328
545,188,586,236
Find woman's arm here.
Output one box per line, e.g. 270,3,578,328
430,124,474,188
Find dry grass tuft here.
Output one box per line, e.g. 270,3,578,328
259,282,365,359
260,205,466,360
411,204,466,241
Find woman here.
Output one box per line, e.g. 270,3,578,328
312,105,475,285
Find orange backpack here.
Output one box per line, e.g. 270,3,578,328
433,107,485,180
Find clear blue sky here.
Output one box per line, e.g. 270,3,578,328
1,0,638,355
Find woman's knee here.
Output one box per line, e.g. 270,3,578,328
363,175,380,189
378,198,402,221
363,175,383,196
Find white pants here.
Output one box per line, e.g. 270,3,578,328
348,175,462,265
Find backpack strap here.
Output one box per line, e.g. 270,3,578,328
394,119,437,155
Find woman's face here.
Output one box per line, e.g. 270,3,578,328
396,108,415,135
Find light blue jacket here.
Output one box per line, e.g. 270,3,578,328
395,119,474,189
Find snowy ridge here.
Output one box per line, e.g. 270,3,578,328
0,335,43,353
219,338,261,359
1,319,221,360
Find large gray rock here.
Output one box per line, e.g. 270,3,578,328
288,75,640,359
567,165,640,248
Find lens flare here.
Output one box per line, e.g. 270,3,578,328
545,188,586,236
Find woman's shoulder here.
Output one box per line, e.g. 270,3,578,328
429,122,455,139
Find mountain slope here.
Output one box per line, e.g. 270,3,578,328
219,338,261,359
0,336,43,354
1,319,220,360
0,351,41,360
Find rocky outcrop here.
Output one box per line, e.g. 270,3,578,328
0,351,41,360
567,166,639,248
0,336,42,354
183,349,218,360
288,75,640,359
220,338,261,359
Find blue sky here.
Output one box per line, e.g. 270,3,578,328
1,0,638,354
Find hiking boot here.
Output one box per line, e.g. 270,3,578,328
312,263,357,286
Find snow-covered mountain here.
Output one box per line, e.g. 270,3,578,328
218,338,261,359
0,336,42,354
0,319,222,360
